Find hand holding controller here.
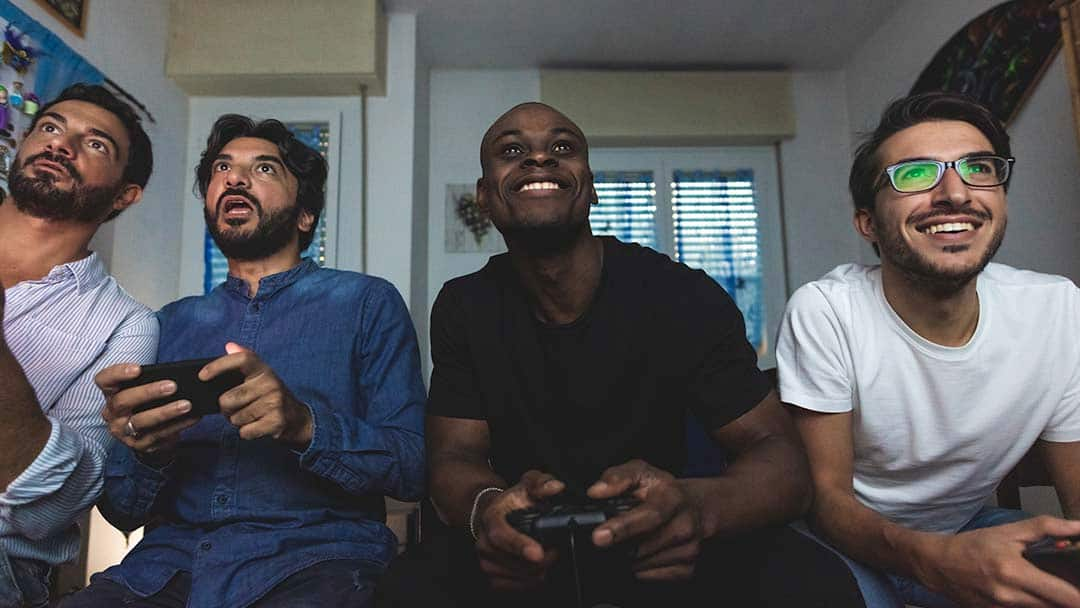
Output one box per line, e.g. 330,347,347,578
507,495,640,546
1023,535,1080,586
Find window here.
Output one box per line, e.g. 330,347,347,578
590,148,785,366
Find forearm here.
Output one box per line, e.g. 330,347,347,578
429,449,508,528
0,345,51,487
810,488,944,583
691,433,811,539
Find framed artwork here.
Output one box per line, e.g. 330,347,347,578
910,0,1062,124
32,0,85,37
445,183,503,253
1053,0,1080,155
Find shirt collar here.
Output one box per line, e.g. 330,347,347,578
224,258,318,300
42,252,107,294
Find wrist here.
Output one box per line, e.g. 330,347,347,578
468,486,504,541
887,525,946,585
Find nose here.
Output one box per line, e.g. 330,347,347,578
225,165,250,188
43,131,74,159
933,165,970,208
522,149,557,168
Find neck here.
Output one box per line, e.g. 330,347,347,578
879,261,981,347
226,245,304,298
0,197,98,288
508,232,603,325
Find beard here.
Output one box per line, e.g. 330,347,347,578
875,208,1006,297
7,152,121,222
204,188,300,261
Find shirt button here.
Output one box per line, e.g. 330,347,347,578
215,495,227,505
200,541,212,551
253,302,261,312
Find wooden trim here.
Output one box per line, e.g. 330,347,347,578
1055,0,1080,158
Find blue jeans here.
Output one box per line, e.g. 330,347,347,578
0,550,50,608
59,558,379,608
793,506,1032,608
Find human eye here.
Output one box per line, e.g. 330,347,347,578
500,143,524,158
255,162,276,175
213,161,230,172
87,139,110,155
39,122,59,135
552,140,574,154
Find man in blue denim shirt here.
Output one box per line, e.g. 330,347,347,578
60,115,426,608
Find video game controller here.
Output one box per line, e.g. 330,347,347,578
506,495,640,545
1023,535,1080,586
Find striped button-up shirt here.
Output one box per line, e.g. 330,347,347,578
1,252,157,568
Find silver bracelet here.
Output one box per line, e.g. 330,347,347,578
468,487,504,541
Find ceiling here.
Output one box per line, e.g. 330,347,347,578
386,0,901,70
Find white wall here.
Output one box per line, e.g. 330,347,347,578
10,0,191,310
844,0,1080,280
366,13,419,304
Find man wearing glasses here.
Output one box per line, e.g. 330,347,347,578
777,91,1080,607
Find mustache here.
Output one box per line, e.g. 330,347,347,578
216,187,262,215
24,152,81,182
909,206,992,225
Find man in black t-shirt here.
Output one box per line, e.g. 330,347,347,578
377,102,863,607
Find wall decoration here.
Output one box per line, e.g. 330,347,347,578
32,0,86,37
445,183,502,253
911,0,1063,124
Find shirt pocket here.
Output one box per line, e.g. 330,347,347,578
7,316,102,411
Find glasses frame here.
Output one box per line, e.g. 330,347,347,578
879,155,1016,194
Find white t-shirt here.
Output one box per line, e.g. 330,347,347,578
777,262,1080,533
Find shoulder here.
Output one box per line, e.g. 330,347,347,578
604,238,718,297
91,276,157,335
435,253,512,308
979,263,1078,292
787,264,878,312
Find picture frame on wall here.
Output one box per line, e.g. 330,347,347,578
32,0,86,37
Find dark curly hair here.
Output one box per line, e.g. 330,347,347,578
195,114,328,251
849,91,1011,214
32,82,153,220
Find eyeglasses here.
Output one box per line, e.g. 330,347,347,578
879,155,1015,193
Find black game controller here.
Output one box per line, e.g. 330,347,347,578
1023,535,1080,586
506,495,640,545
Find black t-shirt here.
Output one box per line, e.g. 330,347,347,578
428,237,771,493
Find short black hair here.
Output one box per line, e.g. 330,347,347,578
195,114,328,251
31,82,153,220
849,91,1011,213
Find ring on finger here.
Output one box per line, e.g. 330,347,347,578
123,418,140,439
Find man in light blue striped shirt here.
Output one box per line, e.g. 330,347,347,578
0,83,157,607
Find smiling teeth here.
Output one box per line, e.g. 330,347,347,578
926,222,974,234
518,181,560,192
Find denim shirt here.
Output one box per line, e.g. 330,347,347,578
96,260,426,608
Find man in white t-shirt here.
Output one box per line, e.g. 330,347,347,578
777,91,1080,608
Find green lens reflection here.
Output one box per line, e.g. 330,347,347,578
893,162,940,192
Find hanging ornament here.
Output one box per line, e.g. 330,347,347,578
1,26,33,74
9,82,23,111
22,93,38,117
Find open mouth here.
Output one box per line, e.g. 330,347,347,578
915,217,983,236
220,196,256,219
512,176,570,194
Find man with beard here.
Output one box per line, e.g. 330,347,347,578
0,83,156,607
61,115,426,608
777,91,1080,608
378,102,864,607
